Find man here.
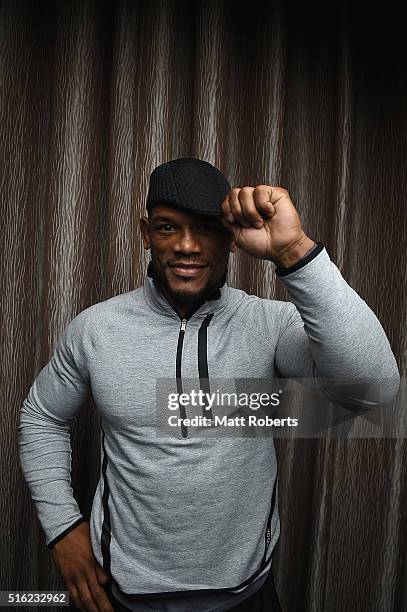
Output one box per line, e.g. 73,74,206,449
18,158,400,612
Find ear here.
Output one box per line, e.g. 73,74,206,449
139,216,151,250
220,217,238,253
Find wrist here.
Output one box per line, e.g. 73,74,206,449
271,235,316,269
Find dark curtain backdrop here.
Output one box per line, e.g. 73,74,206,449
1,0,406,610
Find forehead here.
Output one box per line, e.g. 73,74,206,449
149,205,223,228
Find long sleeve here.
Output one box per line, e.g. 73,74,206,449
18,312,92,548
274,247,400,407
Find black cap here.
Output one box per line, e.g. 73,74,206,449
146,158,231,216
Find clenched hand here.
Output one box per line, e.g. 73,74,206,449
51,522,114,612
221,185,315,268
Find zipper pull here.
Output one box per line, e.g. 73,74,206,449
180,318,187,332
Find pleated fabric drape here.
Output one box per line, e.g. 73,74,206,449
1,1,406,610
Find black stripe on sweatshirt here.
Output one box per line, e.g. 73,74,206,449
47,516,88,549
275,242,325,277
100,424,112,576
260,473,278,567
198,313,214,418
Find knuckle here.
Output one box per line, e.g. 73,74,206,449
93,586,106,600
67,570,81,582
68,589,78,603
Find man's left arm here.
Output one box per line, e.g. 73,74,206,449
274,245,400,407
221,184,400,407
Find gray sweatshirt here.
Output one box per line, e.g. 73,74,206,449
18,247,400,609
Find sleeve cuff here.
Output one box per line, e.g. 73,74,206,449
47,516,89,550
275,242,325,277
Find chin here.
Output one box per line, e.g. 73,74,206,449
164,275,208,300
168,284,207,304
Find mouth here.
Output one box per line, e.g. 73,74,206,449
168,262,208,279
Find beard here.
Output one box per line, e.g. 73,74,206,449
147,256,228,312
153,262,214,306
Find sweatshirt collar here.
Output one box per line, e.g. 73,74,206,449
143,260,229,320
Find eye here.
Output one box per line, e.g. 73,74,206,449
197,224,211,233
156,223,176,232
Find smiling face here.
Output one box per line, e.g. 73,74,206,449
140,205,236,316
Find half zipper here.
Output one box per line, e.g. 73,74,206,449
175,314,214,438
176,318,188,438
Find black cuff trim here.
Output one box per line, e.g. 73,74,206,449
47,517,88,549
275,242,325,277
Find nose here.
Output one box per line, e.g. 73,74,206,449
173,228,202,255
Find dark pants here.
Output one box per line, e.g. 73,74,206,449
228,567,282,611
106,568,282,612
